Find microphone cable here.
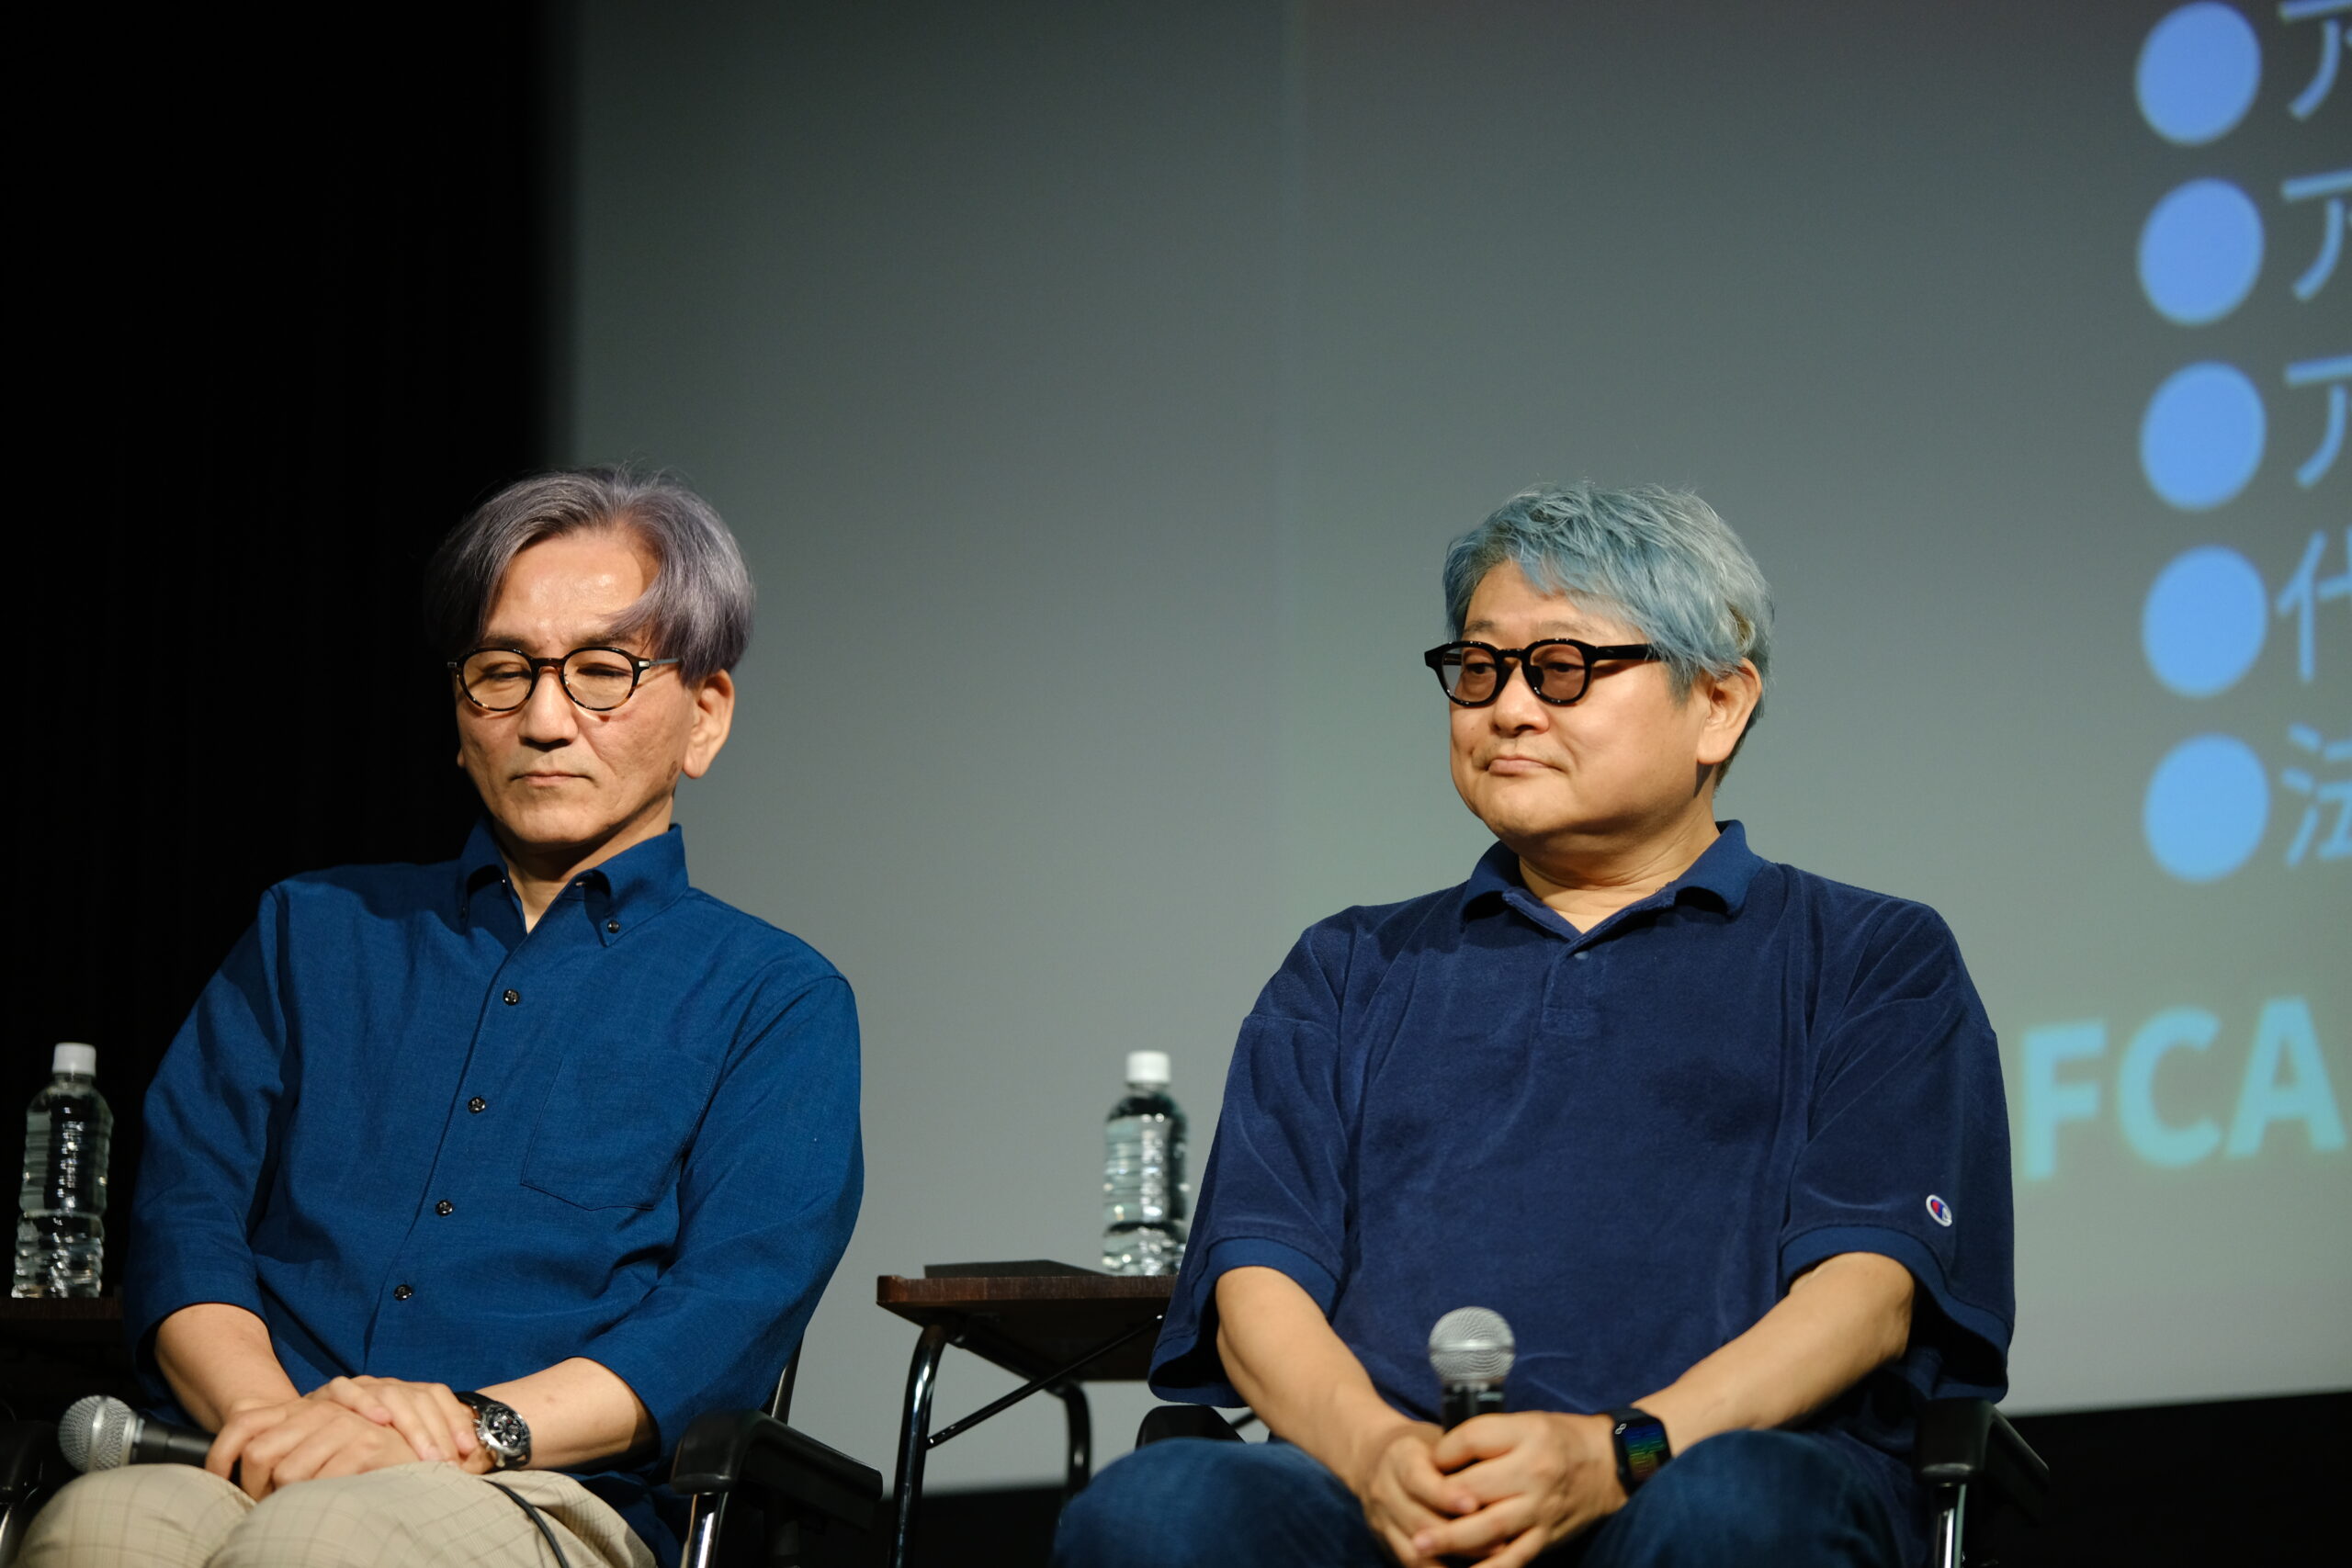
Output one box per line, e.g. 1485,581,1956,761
484,1479,573,1568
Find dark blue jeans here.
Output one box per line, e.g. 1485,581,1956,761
1053,1431,1907,1568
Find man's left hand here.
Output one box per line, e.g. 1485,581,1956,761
309,1376,488,1472
1410,1412,1628,1566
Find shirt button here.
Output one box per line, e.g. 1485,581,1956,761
503,988,520,1005
605,919,621,934
435,1200,455,1216
1574,952,1589,962
393,1284,414,1301
468,1097,488,1113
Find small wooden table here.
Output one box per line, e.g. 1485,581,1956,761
875,1263,1174,1568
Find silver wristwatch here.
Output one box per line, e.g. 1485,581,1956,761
453,1391,531,1471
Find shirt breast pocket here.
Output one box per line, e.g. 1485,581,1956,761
521,1051,720,1211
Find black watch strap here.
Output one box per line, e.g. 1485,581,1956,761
1605,1406,1671,1494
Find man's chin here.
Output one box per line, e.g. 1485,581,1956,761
1464,784,1582,843
485,791,674,870
488,800,603,855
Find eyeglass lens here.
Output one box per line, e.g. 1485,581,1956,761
1437,644,1590,704
459,649,641,711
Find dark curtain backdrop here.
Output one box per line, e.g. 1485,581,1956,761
18,9,556,1285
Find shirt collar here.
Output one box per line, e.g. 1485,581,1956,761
458,821,511,925
455,819,693,942
1463,819,1763,925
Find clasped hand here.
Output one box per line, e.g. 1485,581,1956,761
1352,1412,1626,1568
207,1376,486,1499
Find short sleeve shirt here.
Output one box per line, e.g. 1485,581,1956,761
1151,822,2013,1535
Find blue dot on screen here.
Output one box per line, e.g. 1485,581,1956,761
2143,547,2267,696
2141,363,2266,510
2144,734,2269,883
2137,4,2261,146
2139,179,2263,325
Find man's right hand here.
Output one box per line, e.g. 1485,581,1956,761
1344,1420,1474,1568
207,1394,438,1500
1216,1269,1484,1568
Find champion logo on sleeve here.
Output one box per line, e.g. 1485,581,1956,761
1925,1194,1953,1227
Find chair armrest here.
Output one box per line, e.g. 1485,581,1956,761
671,1408,882,1532
1136,1405,1247,1448
1915,1399,2049,1522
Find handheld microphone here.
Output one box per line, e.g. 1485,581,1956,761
59,1395,217,1472
1428,1307,1514,1429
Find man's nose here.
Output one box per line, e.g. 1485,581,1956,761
516,667,582,741
1487,658,1550,727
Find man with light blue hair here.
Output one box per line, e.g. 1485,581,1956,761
1058,482,2013,1567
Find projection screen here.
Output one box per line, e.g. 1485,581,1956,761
564,0,2348,1486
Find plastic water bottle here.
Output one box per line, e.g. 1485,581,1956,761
14,1043,112,1298
1102,1051,1188,1275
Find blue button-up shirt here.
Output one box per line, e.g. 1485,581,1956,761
126,822,863,1562
1152,823,2012,1550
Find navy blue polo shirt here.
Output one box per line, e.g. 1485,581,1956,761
127,822,863,1564
1151,822,2012,1540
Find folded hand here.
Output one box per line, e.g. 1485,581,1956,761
1406,1412,1628,1568
207,1395,444,1500
1346,1420,1459,1568
308,1375,484,1472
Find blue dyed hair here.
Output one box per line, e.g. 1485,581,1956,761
1442,481,1774,765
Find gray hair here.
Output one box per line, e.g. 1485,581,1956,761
424,467,754,682
1443,481,1773,765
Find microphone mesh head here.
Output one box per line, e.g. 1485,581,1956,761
60,1394,136,1472
1428,1306,1515,1384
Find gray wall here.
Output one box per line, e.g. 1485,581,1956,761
565,1,2349,1487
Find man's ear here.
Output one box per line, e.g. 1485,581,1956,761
1694,660,1761,770
682,669,736,780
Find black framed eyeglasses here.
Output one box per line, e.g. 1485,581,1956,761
450,646,682,712
1421,638,1660,707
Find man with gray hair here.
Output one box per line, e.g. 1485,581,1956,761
27,468,862,1568
1057,483,2013,1567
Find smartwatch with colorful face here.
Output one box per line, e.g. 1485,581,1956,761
1606,1406,1671,1495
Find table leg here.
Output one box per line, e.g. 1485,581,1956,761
1053,1380,1092,1499
890,1319,956,1568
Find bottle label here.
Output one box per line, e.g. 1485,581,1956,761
1102,1114,1188,1228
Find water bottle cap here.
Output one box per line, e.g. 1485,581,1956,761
1125,1051,1170,1087
52,1043,97,1077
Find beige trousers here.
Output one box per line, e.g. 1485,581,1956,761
19,1461,656,1568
